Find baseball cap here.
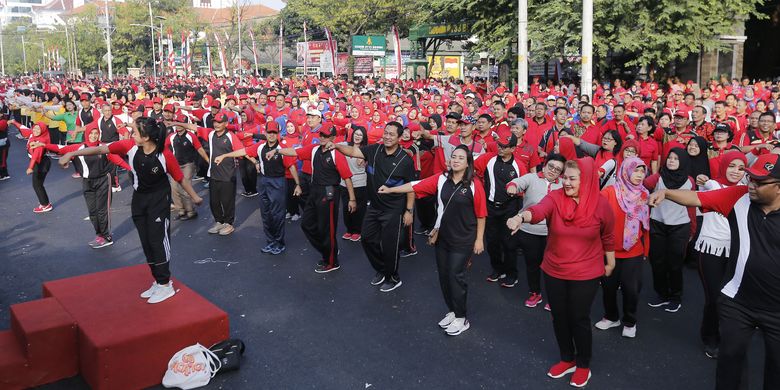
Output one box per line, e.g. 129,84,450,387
746,154,780,180
445,112,462,121
546,95,556,101
152,96,162,104
163,103,175,112
226,95,238,102
80,93,90,101
320,125,337,138
458,115,476,125
465,92,475,98
266,121,279,133
210,100,222,109
673,109,688,118
306,109,322,118
497,134,518,148
713,123,732,133
213,111,228,123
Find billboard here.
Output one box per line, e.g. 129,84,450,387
427,56,461,79
352,35,386,57
296,41,329,67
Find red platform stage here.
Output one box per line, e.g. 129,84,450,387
0,265,230,390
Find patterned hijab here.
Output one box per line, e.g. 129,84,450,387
614,156,650,250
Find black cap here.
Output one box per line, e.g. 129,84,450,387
320,125,337,138
445,112,462,121
713,122,732,134
497,134,518,148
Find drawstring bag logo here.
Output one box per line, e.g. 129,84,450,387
765,162,775,171
162,343,222,389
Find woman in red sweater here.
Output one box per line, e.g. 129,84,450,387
507,156,615,388
595,156,650,339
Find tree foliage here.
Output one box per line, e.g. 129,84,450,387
423,0,766,71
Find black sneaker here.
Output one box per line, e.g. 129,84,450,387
704,345,719,359
379,277,402,293
315,263,340,273
486,272,506,282
499,276,518,288
647,297,670,308
370,272,385,286
316,259,327,267
399,249,417,258
664,301,682,313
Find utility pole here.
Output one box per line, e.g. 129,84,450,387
517,0,528,93
149,2,156,77
104,0,113,79
21,35,27,74
237,0,241,76
581,0,593,98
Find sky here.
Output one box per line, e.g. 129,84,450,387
252,0,285,10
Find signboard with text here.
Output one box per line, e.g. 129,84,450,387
352,35,386,57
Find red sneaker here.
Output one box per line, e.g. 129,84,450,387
547,361,576,379
525,292,543,308
569,367,592,387
341,232,352,240
350,233,361,242
33,204,53,213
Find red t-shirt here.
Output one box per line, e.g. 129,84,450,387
528,193,615,280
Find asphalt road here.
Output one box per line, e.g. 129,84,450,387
0,136,764,389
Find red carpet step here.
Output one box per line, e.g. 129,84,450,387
0,297,78,389
0,265,230,390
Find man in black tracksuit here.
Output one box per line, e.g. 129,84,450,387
271,126,356,273
475,134,523,287
329,121,415,292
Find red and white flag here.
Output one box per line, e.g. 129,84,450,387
215,33,227,75
324,28,337,75
302,21,308,74
392,25,402,80
248,28,259,75
167,28,175,74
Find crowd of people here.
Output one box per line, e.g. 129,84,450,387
1,73,779,388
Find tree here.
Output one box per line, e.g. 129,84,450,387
423,0,766,77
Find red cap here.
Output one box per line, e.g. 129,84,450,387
746,154,780,180
211,100,222,109
152,97,162,104
318,92,329,99
266,121,279,133
673,109,688,118
163,103,175,112
213,112,228,123
80,93,90,101
239,94,249,100
226,95,238,102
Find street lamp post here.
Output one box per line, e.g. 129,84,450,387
104,0,113,79
149,2,156,77
517,0,528,93
21,35,27,74
581,0,593,98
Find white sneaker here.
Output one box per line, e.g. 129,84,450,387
290,214,301,221
140,282,159,299
208,223,225,234
445,317,470,336
622,325,636,338
438,312,456,329
111,185,122,193
147,282,175,304
285,212,292,219
595,318,622,330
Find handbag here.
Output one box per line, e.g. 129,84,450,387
428,182,462,246
209,338,246,373
162,343,222,390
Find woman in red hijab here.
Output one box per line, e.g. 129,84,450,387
22,122,54,213
507,157,615,388
30,127,131,247
692,150,747,359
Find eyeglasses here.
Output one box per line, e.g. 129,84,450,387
748,178,780,187
546,164,563,174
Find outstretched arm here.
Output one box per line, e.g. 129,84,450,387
214,148,248,165
647,189,702,208
378,183,414,194
60,145,110,167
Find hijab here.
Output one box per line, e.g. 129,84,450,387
660,147,690,189
558,136,578,161
614,157,650,250
686,136,711,179
617,139,640,166
715,151,747,187
28,122,50,145
548,157,601,226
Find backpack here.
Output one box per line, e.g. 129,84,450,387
209,338,246,373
